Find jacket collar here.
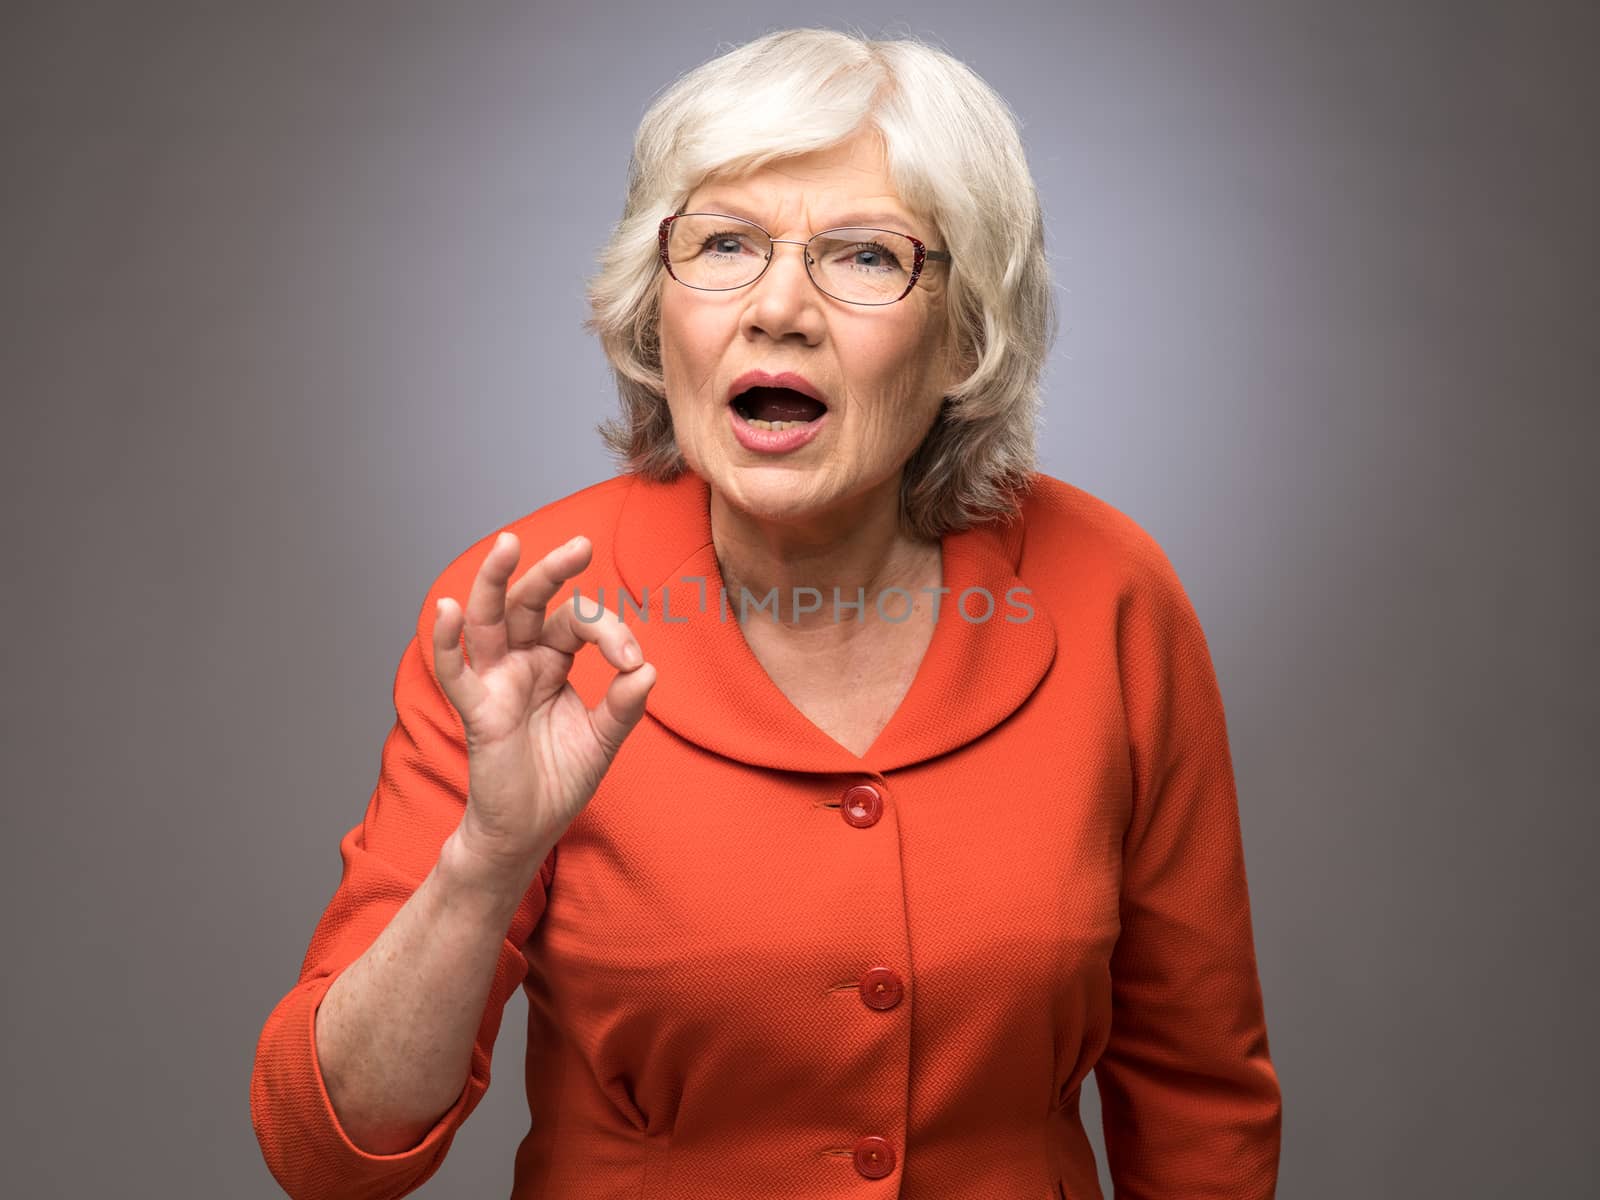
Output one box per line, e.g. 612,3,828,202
611,470,1055,774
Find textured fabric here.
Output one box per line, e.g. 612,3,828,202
250,469,1281,1199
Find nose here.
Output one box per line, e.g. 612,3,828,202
742,238,824,343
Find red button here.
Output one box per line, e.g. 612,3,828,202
841,784,882,827
859,967,903,1010
852,1135,896,1178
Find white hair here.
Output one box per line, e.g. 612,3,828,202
586,27,1056,537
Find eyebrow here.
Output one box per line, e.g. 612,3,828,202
691,200,922,234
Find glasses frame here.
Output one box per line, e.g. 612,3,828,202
657,212,953,307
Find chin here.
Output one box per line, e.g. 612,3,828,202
712,461,838,524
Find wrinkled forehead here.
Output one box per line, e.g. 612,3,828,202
678,133,940,240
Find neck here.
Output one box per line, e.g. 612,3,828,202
709,475,942,635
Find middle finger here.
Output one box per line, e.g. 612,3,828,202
505,535,596,648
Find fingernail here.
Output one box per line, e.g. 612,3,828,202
624,643,642,667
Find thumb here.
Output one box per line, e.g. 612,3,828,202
586,662,657,758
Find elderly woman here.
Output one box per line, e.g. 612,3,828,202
251,27,1281,1200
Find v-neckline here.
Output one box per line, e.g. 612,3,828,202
610,470,1057,775
730,546,944,760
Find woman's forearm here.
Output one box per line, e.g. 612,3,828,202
311,829,549,1155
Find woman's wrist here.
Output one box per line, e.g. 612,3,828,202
437,829,546,921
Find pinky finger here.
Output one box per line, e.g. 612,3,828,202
587,661,657,758
432,597,490,714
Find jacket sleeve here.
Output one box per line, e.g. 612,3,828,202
250,588,556,1200
1094,543,1282,1198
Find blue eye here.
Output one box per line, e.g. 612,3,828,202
841,242,900,272
703,232,758,257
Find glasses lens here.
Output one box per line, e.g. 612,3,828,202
808,228,917,304
666,214,771,290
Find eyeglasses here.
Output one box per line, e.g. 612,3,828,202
657,212,952,306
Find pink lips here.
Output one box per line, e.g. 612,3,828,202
726,370,829,408
728,403,828,453
727,369,830,455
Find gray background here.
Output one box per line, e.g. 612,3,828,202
2,1,1594,1196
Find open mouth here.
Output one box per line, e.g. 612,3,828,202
729,386,829,431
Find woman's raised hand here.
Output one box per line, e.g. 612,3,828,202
431,531,655,888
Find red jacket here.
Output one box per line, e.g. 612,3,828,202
250,468,1281,1199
